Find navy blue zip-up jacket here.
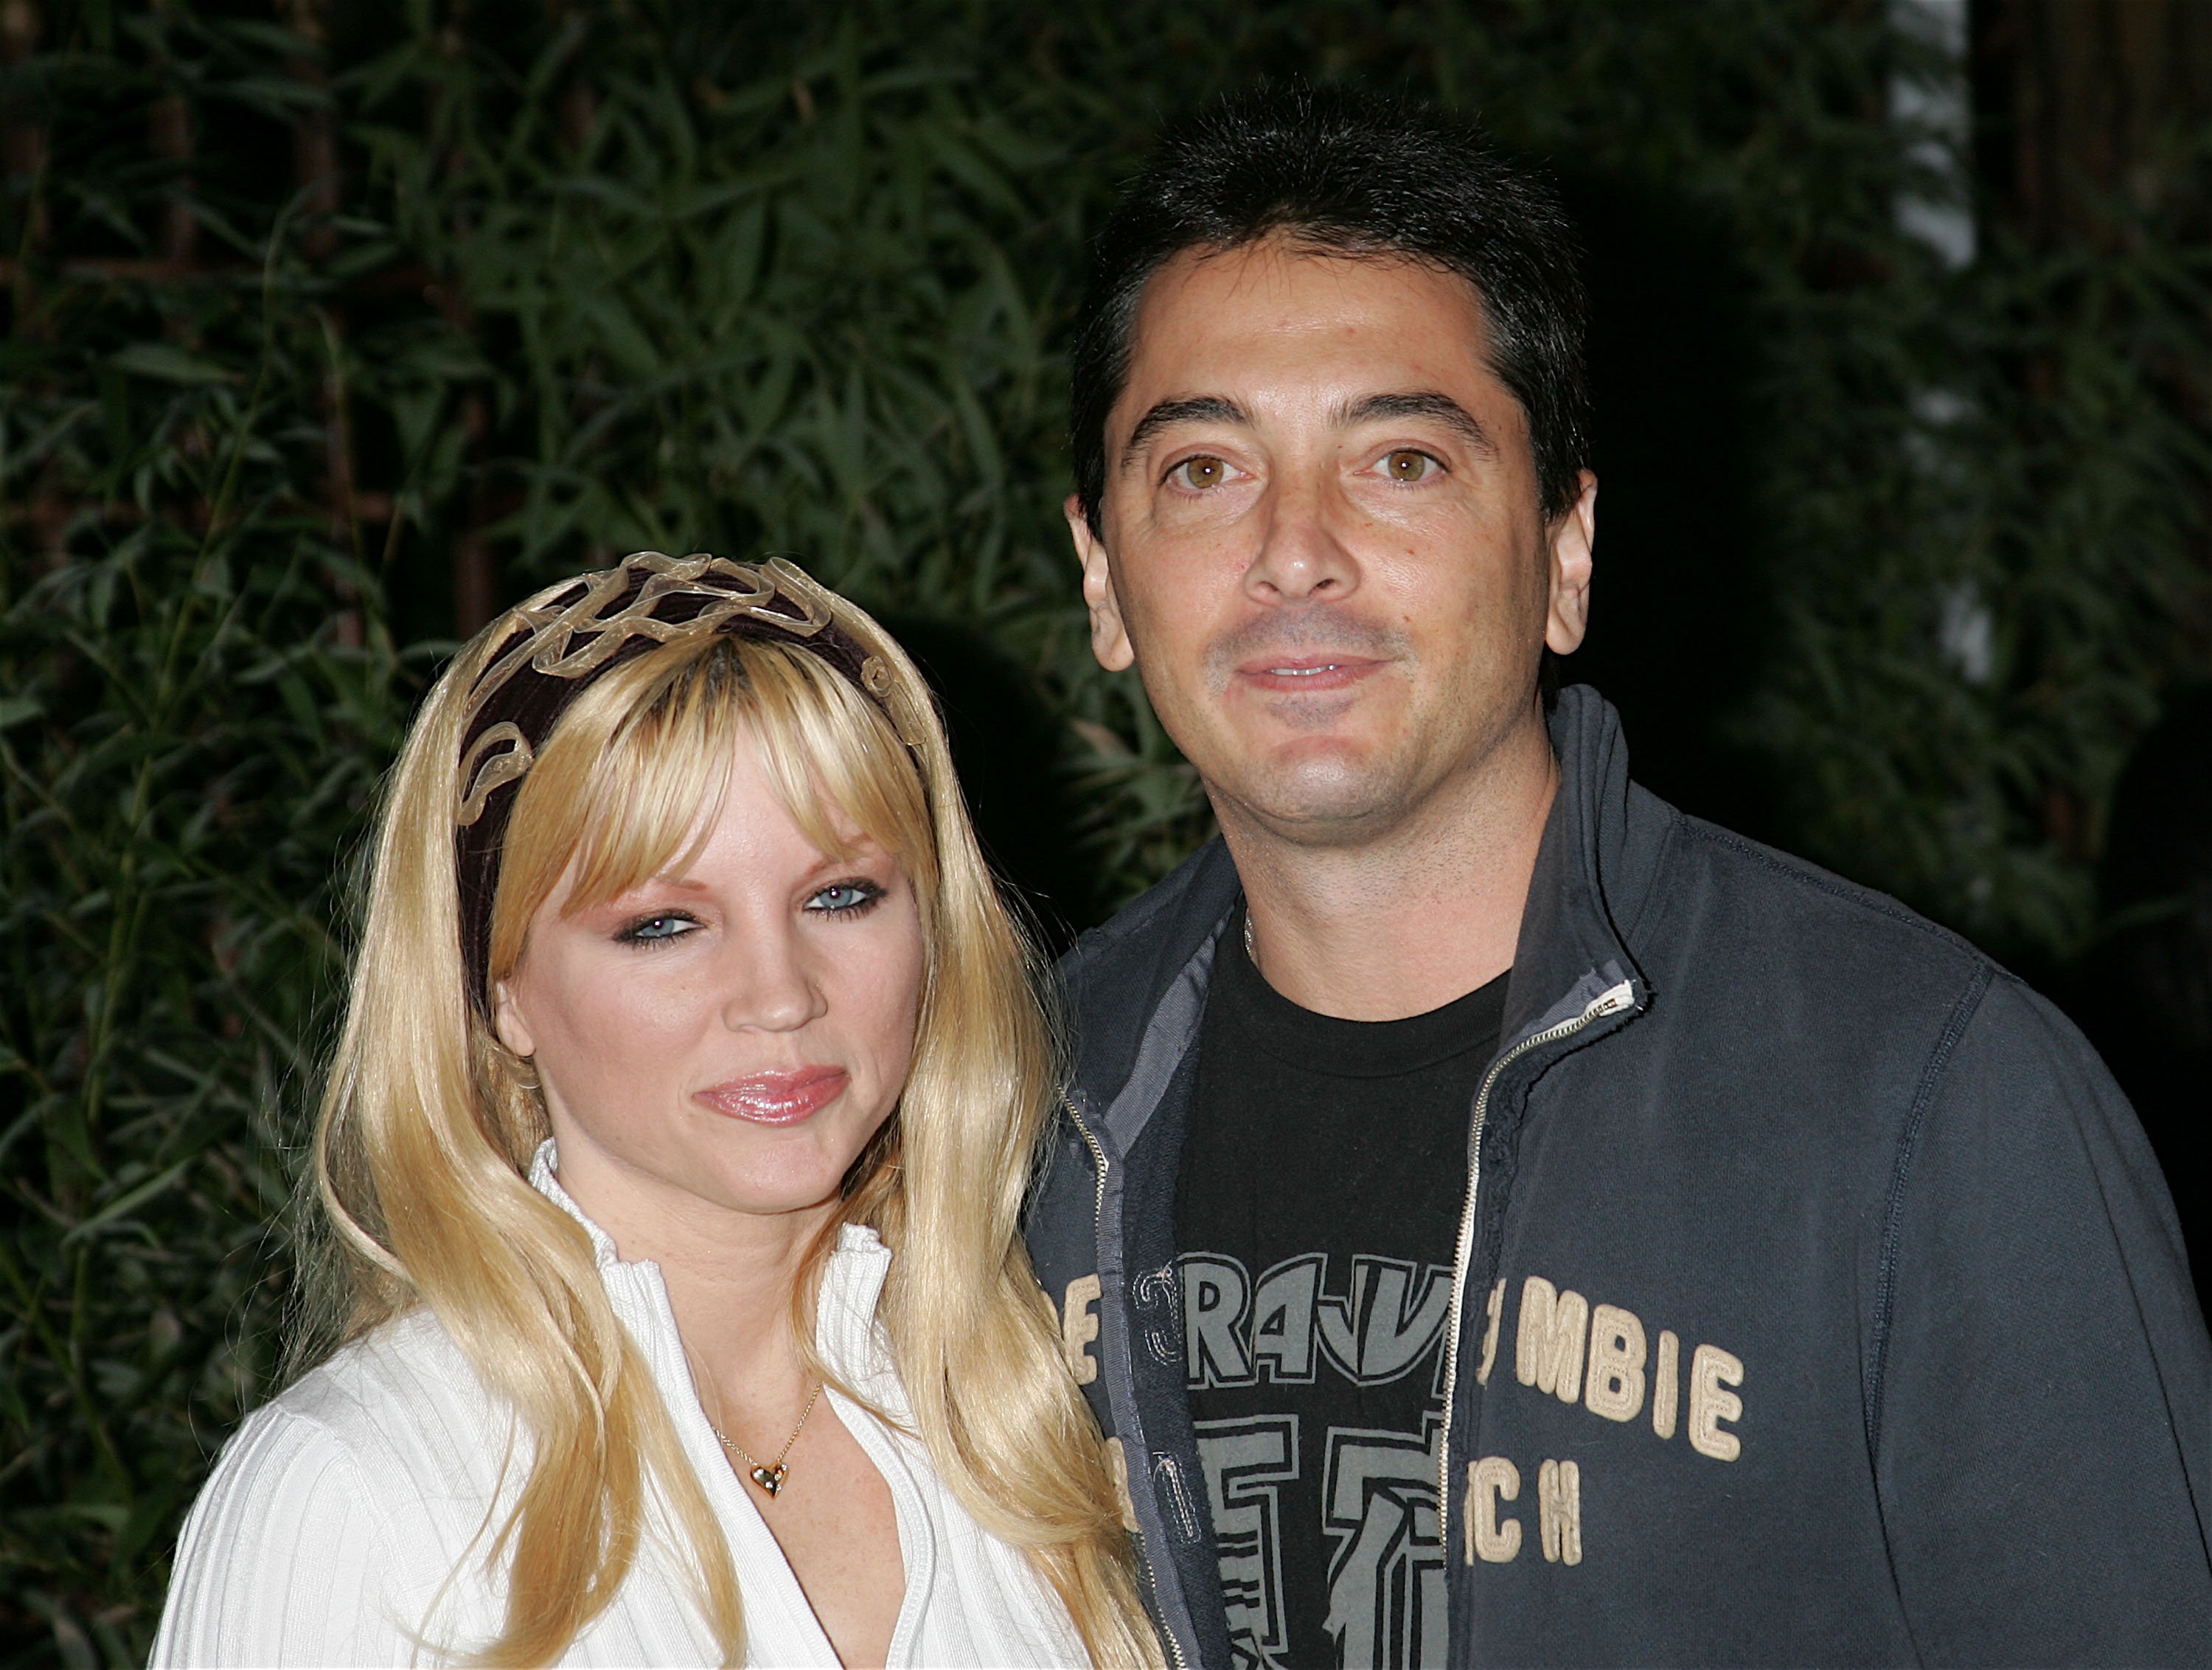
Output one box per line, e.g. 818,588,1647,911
1026,686,2212,1667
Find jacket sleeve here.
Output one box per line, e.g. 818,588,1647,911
1873,970,2212,1667
151,1405,414,1669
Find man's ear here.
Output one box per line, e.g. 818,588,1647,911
1067,493,1135,672
1545,470,1598,655
491,978,538,1061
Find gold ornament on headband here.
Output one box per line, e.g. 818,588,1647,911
451,552,924,1014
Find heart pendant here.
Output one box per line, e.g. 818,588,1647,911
749,1464,787,1497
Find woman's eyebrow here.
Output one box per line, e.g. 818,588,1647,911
578,872,711,908
1119,394,1251,467
1334,390,1496,456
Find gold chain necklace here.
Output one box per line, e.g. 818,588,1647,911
709,1383,821,1499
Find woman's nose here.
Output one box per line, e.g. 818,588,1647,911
717,928,826,1034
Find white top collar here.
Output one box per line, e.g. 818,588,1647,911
152,1140,1083,1667
522,1138,897,1399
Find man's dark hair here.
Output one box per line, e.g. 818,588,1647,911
1070,83,1590,537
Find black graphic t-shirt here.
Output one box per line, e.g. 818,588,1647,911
1177,907,1508,1670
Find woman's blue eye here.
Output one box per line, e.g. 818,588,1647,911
618,913,697,944
807,880,884,916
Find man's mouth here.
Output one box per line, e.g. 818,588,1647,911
1235,655,1385,693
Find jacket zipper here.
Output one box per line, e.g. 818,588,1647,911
1062,1092,1192,1670
1063,1090,1110,1230
1434,980,1635,1558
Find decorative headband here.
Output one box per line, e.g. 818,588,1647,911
451,551,917,1017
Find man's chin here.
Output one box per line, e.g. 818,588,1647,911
1214,754,1419,846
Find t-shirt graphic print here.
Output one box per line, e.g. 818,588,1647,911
1178,910,1507,1670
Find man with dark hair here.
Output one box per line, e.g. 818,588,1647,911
1025,85,2211,1668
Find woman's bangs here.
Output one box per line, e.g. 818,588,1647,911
558,689,739,916
556,637,931,919
742,651,932,885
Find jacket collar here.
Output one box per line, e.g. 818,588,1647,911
1062,684,1661,1116
1504,683,1663,1041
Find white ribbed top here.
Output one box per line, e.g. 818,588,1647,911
152,1147,1088,1668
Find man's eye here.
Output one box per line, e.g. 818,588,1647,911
1169,455,1233,491
807,880,885,916
618,913,698,944
1382,449,1441,483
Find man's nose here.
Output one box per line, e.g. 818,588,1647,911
717,928,826,1034
1243,467,1360,603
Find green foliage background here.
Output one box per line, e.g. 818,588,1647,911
1,1,2205,1660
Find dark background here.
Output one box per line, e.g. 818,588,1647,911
1,1,2207,1660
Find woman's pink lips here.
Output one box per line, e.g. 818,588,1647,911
694,1067,849,1127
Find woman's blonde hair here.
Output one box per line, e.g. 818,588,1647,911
303,558,1158,1666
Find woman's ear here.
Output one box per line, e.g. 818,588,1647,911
491,979,538,1060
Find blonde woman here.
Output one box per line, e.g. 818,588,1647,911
153,554,1158,1668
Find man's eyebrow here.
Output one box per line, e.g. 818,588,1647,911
1336,391,1497,456
1119,396,1251,468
